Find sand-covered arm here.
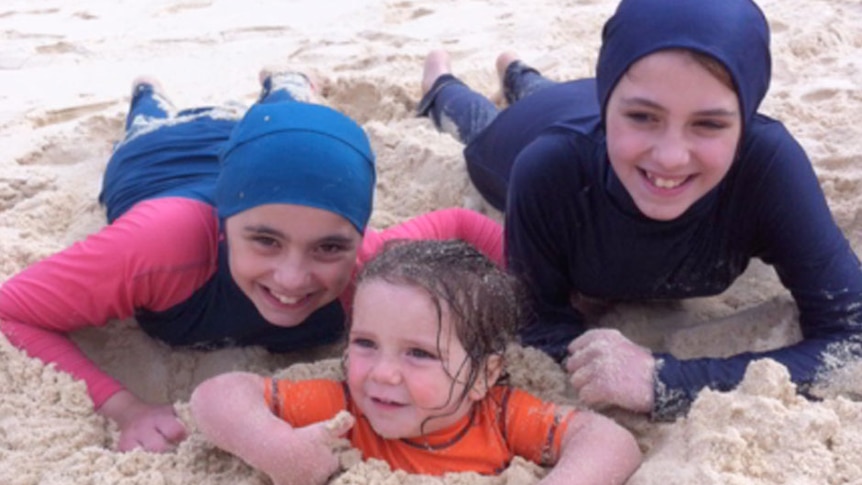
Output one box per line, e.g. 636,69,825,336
538,408,641,485
0,198,218,407
654,122,862,419
191,373,353,485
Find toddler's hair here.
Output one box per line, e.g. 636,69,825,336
354,239,522,400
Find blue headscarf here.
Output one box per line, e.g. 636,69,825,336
215,102,376,233
596,0,771,126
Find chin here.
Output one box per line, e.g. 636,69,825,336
372,426,411,440
259,306,316,328
636,202,691,221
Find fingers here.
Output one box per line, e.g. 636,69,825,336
324,411,355,438
565,328,623,373
116,409,187,453
157,414,189,444
565,329,656,413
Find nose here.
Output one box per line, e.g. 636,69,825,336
653,129,690,170
272,252,312,289
369,355,402,385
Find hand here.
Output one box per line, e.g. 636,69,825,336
565,329,655,414
98,390,187,452
269,412,355,485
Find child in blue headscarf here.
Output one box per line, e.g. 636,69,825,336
417,0,862,420
0,71,503,452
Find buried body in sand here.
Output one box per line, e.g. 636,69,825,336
1,0,862,484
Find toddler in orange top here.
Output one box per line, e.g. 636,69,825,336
191,240,641,484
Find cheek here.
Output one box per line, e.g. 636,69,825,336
700,138,739,177
345,356,366,389
605,124,644,169
227,243,264,283
318,258,357,291
408,371,455,408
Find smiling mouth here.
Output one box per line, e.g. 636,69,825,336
267,287,313,307
642,169,690,189
371,396,406,408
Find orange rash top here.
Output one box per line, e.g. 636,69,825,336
264,378,575,476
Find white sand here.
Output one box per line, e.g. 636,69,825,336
1,0,861,483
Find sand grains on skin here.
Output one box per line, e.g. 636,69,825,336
0,0,861,483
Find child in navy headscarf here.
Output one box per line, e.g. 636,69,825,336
417,0,862,420
0,71,503,452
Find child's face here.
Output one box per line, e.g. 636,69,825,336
347,280,484,439
224,203,361,328
605,50,742,221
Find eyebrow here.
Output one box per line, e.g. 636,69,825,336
621,96,738,117
242,224,357,245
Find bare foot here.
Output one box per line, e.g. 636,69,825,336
131,75,165,96
258,68,323,104
490,51,519,106
495,51,520,83
421,50,452,95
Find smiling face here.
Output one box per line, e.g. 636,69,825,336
346,280,493,439
605,49,742,221
224,203,361,328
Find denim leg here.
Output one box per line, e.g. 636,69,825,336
416,74,498,145
124,83,171,132
502,61,557,105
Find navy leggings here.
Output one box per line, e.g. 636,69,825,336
417,62,556,210
102,75,306,223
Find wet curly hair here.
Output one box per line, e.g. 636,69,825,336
352,239,523,411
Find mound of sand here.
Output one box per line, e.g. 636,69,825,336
0,0,860,483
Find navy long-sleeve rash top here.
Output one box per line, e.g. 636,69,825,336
485,82,862,418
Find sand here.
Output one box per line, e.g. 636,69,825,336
1,0,861,483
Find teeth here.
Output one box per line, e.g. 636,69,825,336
273,292,301,305
647,173,686,189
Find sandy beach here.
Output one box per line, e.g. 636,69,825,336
1,0,861,483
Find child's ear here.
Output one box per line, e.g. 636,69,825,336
468,355,503,401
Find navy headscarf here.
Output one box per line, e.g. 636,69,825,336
596,0,771,126
215,102,376,233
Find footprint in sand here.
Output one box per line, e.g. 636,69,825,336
384,1,434,23
0,173,54,212
326,74,415,124
161,1,213,14
35,41,91,56
801,87,840,103
17,114,120,168
28,100,118,128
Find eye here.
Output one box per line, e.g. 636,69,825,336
625,111,658,125
693,119,729,130
314,239,355,262
250,235,280,249
350,337,376,349
407,347,438,360
318,242,349,254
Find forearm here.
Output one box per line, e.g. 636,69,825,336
192,373,283,466
191,372,330,483
0,319,124,406
539,412,641,485
652,328,859,419
0,198,217,407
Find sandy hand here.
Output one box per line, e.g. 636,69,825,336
566,329,656,414
324,410,356,438
99,390,187,452
270,412,356,485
